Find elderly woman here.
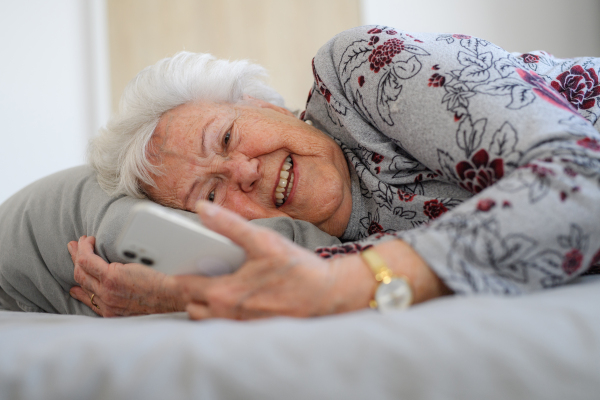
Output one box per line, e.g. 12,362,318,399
69,26,600,319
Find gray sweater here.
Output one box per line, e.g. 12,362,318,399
306,26,600,295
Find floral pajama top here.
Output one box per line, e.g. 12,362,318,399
304,26,600,295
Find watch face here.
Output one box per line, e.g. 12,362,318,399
375,278,412,312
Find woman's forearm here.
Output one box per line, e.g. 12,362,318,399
327,239,451,312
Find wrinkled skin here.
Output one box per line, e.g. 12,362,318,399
143,97,353,237
70,202,448,319
69,237,187,317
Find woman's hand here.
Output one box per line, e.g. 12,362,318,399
69,236,189,317
184,202,450,320
184,202,377,320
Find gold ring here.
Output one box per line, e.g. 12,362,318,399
90,293,100,309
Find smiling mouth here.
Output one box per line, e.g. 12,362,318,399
275,156,294,207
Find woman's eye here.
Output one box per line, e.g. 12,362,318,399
208,190,215,202
223,131,231,146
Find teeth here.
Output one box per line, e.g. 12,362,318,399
276,156,294,207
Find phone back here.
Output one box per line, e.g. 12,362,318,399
116,203,246,275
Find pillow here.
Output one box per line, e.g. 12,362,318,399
0,166,340,316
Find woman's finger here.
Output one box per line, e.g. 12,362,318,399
76,236,110,281
70,239,104,296
70,286,103,316
72,255,103,295
67,241,78,265
195,201,286,257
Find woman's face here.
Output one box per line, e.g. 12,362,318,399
144,98,353,237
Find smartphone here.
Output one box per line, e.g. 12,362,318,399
116,203,246,276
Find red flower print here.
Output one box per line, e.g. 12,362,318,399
520,53,540,64
398,190,416,202
316,243,371,259
371,152,384,164
319,87,332,103
368,38,404,73
423,199,448,220
428,73,445,87
551,65,600,110
375,166,381,174
432,64,440,70
562,248,583,275
476,198,496,212
455,149,504,193
368,35,380,46
414,173,423,182
564,167,578,177
502,200,512,208
521,163,555,178
385,30,397,35
358,75,365,87
560,191,568,201
517,69,578,114
591,248,600,266
368,220,384,235
577,137,600,151
367,28,382,34
452,34,471,39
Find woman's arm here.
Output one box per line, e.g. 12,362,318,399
307,26,600,295
69,202,449,318
184,202,448,319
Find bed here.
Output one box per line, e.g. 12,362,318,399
1,275,599,399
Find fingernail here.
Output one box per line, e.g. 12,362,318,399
67,243,73,252
69,288,75,297
196,201,219,217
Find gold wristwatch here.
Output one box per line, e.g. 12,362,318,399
361,248,413,312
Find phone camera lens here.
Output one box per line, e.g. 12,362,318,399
140,258,154,266
123,251,136,259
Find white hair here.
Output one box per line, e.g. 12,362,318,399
88,51,285,198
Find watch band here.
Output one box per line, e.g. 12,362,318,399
360,248,412,310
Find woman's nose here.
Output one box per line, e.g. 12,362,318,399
224,155,260,192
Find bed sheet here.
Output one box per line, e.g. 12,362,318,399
1,276,599,400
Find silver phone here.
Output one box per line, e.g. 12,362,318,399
116,203,246,276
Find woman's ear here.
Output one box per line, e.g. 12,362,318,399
241,95,296,118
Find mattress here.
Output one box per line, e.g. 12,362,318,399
1,276,599,400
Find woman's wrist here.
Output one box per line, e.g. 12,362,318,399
369,239,452,304
327,254,376,313
164,275,193,312
327,239,452,312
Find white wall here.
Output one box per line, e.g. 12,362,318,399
0,0,110,205
361,0,600,57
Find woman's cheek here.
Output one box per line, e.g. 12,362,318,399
222,193,276,220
